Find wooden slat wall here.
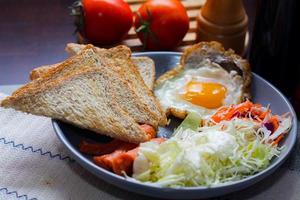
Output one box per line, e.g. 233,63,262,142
78,0,205,51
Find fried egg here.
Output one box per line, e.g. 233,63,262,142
155,60,244,119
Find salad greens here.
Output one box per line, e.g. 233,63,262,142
131,113,290,187
174,112,202,133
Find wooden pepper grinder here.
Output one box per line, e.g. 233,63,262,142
197,0,248,54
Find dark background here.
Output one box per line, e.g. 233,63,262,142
0,0,256,85
0,0,75,84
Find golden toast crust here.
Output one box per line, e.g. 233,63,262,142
2,67,150,143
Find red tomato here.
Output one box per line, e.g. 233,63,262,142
134,0,189,50
81,0,133,45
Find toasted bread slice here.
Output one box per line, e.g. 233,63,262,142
25,46,160,127
98,45,167,126
65,43,88,56
66,43,157,91
1,67,150,143
29,44,166,125
155,41,251,119
29,63,61,80
30,44,156,90
28,43,103,82
132,57,155,90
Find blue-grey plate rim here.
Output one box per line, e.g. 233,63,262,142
52,51,297,199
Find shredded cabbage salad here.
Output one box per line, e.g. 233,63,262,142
130,107,292,187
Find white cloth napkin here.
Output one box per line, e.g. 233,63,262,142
0,92,299,200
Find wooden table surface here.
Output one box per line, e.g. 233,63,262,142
0,0,255,85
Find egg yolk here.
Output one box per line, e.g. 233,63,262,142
181,81,227,109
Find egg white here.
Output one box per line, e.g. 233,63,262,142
155,60,243,118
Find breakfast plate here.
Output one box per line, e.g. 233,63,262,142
53,52,297,199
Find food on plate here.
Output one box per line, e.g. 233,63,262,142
1,67,151,143
75,98,292,186
211,100,271,123
79,124,155,155
29,43,156,91
29,63,61,80
130,102,292,187
1,44,167,143
93,138,165,175
155,41,251,119
73,0,133,45
1,40,293,188
79,127,163,176
210,101,292,145
131,57,156,91
80,139,138,156
134,0,189,50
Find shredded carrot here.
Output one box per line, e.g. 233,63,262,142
211,101,287,146
268,115,280,131
272,134,284,146
258,108,270,120
211,101,272,123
